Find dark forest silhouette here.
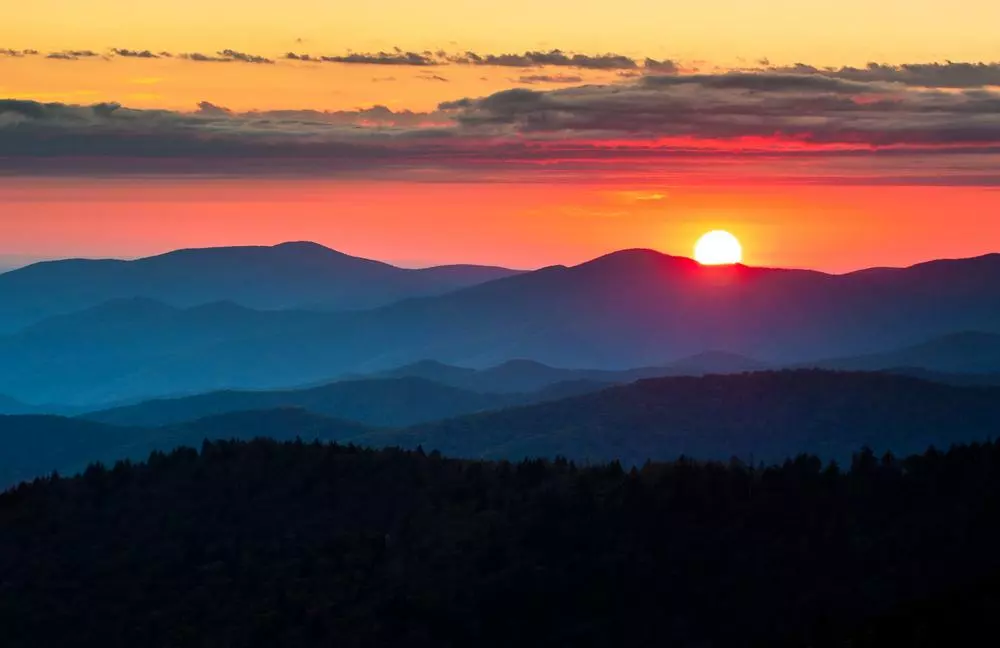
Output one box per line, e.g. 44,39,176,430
2,438,1000,646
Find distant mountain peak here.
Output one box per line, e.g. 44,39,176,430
268,241,358,259
581,248,694,266
271,241,333,251
492,359,557,371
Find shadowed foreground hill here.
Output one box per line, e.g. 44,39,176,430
383,370,1000,465
6,370,1000,486
0,410,372,488
2,439,1000,646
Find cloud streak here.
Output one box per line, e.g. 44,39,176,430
448,49,638,70
769,61,1000,88
46,50,100,60
10,45,1000,89
287,49,438,66
517,74,584,84
1,49,38,57
180,50,274,64
442,72,1000,148
4,71,1000,184
112,48,160,59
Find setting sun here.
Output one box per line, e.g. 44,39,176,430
694,230,743,265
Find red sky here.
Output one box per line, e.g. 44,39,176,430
4,19,1000,270
1,177,996,272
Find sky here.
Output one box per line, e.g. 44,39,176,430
2,0,999,271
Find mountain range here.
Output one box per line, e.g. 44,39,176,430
0,241,520,332
805,331,1000,374
373,370,1000,465
80,376,596,428
365,351,768,393
6,370,1000,487
0,243,998,405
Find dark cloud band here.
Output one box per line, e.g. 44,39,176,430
4,70,1000,183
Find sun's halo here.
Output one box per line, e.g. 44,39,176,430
694,230,743,265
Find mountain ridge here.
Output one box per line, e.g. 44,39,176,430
7,369,1000,488
0,248,997,404
0,241,522,332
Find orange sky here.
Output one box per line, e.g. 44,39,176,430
1,178,996,272
2,0,1000,269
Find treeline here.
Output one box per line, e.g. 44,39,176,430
2,439,1000,646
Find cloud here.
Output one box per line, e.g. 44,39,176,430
46,50,100,60
450,49,637,70
196,101,232,116
1,49,38,57
769,61,1000,88
112,48,160,59
13,43,1000,91
179,50,273,64
218,49,273,64
287,47,645,70
179,52,228,62
643,58,681,75
287,49,438,66
441,72,1000,148
5,70,1000,185
518,74,584,84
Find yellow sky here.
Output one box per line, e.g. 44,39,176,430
4,0,1000,113
4,0,1000,66
0,56,582,112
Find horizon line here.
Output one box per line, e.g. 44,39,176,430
2,240,997,277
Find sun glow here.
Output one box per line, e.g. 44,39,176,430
694,230,743,265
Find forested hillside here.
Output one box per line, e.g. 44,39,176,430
2,439,1000,646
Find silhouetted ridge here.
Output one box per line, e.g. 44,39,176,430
81,376,558,428
0,241,521,332
377,370,1000,464
810,331,1000,374
0,249,999,404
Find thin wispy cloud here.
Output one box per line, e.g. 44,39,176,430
448,49,638,70
180,50,274,64
517,74,584,84
0,49,39,57
287,49,438,66
12,44,1000,90
768,61,1000,88
112,48,160,59
46,50,100,60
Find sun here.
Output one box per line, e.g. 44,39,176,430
694,230,743,265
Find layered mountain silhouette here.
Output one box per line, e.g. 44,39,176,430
807,331,1000,374
370,352,767,393
81,377,560,428
0,248,998,405
0,241,520,332
6,370,1000,487
0,395,38,416
379,370,1000,465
